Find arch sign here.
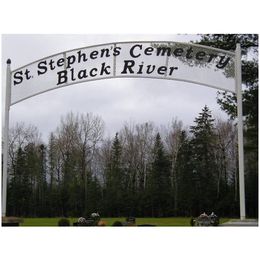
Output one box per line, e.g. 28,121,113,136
2,41,245,220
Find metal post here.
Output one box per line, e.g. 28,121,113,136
235,44,246,220
2,59,12,217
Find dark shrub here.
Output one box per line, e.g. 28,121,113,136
190,218,195,226
112,221,123,226
58,218,70,226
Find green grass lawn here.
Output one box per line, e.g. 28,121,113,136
19,217,230,227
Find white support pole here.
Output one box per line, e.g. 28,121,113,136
235,44,246,220
2,59,12,217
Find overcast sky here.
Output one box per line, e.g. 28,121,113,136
2,34,229,141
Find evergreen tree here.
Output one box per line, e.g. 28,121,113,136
37,144,48,216
197,34,258,217
47,133,58,216
85,175,103,216
7,147,32,216
60,150,79,216
24,143,40,216
146,133,171,217
190,106,217,214
104,133,125,216
174,131,196,216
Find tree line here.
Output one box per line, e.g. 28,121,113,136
6,106,256,218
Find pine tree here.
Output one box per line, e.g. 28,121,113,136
7,147,32,216
174,130,196,216
47,133,58,216
190,106,217,214
104,133,125,216
147,133,171,217
38,144,48,216
197,34,258,218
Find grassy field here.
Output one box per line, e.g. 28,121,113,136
18,217,230,227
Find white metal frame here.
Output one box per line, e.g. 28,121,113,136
2,41,246,220
2,59,11,218
235,44,246,220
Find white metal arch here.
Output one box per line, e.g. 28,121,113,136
2,42,245,221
